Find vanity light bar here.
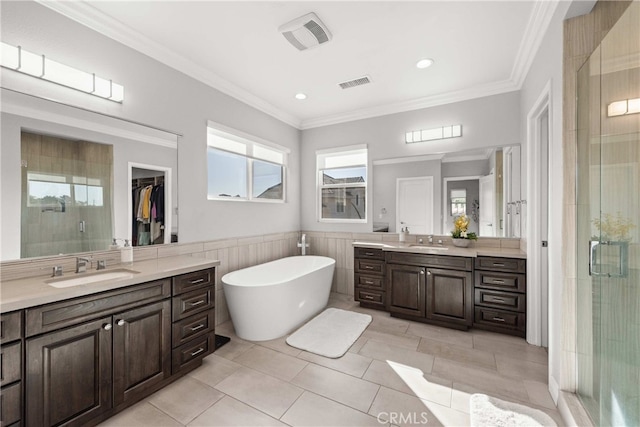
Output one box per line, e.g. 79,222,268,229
405,125,462,144
0,42,124,103
607,98,640,117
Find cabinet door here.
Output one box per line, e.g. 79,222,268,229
113,299,171,407
426,268,473,326
26,317,112,427
387,264,425,317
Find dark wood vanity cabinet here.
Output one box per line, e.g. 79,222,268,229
387,264,426,317
386,252,473,329
426,267,473,327
354,247,386,310
1,310,23,427
15,266,215,427
473,256,526,337
171,268,216,374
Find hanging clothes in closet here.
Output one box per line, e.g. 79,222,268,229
132,179,164,246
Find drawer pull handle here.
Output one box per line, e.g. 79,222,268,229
364,295,374,300
189,278,205,285
190,324,205,332
492,279,505,283
189,300,206,307
364,266,374,269
492,317,506,322
364,252,375,256
116,319,126,327
190,347,205,357
491,298,505,302
364,280,374,285
492,263,505,267
103,323,112,331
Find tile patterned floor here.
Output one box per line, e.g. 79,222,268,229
99,293,564,426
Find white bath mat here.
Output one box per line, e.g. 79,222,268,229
286,308,372,358
470,394,557,427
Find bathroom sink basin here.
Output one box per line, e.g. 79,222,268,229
46,268,140,288
352,241,394,248
408,245,449,250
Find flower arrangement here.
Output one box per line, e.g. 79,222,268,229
592,212,635,241
452,214,478,240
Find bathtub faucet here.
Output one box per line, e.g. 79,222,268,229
297,233,310,255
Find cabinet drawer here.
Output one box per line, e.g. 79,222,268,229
355,259,385,275
474,271,526,293
354,247,384,260
355,274,384,291
173,269,214,295
355,288,386,309
172,287,214,321
172,333,214,373
0,342,21,386
26,279,171,337
172,310,215,348
475,289,525,312
0,312,22,344
0,381,22,426
475,257,526,273
385,252,472,271
474,307,525,332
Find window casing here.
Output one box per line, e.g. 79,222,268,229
207,122,287,202
317,146,367,222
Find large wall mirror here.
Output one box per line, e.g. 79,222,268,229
1,89,178,261
372,145,522,237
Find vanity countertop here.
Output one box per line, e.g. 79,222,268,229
0,255,220,313
352,241,527,259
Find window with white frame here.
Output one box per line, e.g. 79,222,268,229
207,122,288,202
317,145,367,222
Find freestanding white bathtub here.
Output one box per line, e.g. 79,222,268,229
222,256,336,341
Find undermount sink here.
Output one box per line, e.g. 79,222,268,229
46,268,140,288
408,245,449,250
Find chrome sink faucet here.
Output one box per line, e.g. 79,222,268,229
76,257,91,273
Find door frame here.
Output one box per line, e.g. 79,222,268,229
395,176,434,234
441,175,481,235
128,162,172,245
526,80,551,351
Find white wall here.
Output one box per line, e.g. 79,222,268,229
0,1,300,253
518,0,571,400
301,92,521,232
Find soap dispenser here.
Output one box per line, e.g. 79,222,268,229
121,240,133,264
399,227,406,242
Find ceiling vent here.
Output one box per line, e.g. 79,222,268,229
279,12,332,51
338,76,372,90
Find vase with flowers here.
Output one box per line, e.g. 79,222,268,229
451,214,478,247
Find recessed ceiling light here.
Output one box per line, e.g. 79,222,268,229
295,93,307,100
416,58,434,69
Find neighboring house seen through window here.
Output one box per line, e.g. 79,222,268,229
207,121,287,202
317,145,367,222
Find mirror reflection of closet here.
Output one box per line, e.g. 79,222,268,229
129,164,172,246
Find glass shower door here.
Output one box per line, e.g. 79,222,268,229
576,2,640,426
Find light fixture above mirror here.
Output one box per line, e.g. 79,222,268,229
0,42,124,102
405,124,462,144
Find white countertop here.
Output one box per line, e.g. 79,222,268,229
352,241,527,259
0,255,220,313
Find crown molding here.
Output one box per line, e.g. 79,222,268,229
36,1,302,129
510,0,560,88
300,79,520,130
36,0,557,132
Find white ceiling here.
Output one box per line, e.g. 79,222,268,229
40,1,560,130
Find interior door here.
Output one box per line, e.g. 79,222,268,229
396,176,433,234
479,174,495,236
